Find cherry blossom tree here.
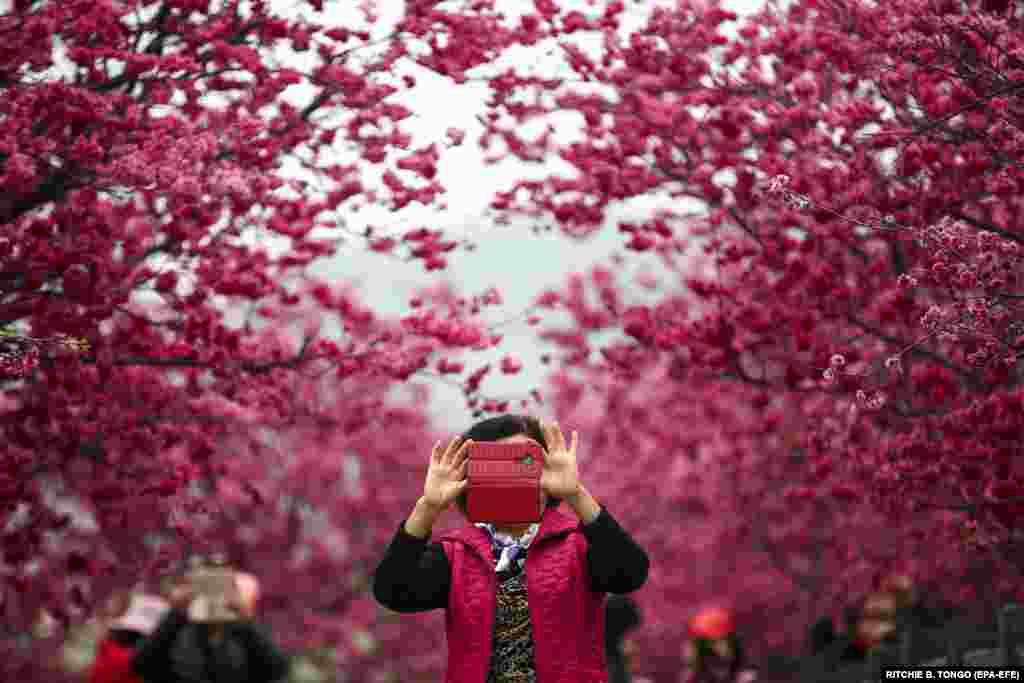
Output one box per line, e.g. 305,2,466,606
484,0,1024,544
0,0,547,678
539,263,1005,677
464,0,1024,673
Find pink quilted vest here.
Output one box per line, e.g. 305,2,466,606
436,509,608,683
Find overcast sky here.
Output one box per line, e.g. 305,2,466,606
270,0,767,432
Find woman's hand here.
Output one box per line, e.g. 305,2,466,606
167,581,195,613
422,437,472,512
539,421,581,499
227,576,253,620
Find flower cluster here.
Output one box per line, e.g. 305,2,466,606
477,0,1024,671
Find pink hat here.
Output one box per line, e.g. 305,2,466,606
111,594,170,634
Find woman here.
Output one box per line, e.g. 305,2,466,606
131,565,289,683
373,415,650,683
802,596,901,677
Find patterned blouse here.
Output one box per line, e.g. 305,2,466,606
477,523,540,683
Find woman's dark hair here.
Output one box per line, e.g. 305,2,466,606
453,414,562,514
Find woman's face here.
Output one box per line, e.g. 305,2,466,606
856,592,898,649
494,433,549,509
684,638,736,682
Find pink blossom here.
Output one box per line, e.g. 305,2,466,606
445,127,466,146
396,144,439,180
500,355,522,374
897,274,919,288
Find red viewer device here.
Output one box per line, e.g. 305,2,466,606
465,441,545,524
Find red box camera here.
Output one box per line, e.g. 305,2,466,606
465,441,545,525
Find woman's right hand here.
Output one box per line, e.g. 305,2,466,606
422,437,472,512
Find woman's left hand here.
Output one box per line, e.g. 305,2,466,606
228,575,255,620
539,421,581,499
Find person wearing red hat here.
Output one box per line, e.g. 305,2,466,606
681,607,757,683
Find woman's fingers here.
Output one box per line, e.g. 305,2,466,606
454,439,473,465
444,465,469,504
446,442,471,485
436,437,470,471
542,420,555,449
544,420,566,453
430,439,443,464
441,437,460,465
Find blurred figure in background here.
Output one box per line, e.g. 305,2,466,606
802,574,954,679
806,600,895,670
853,591,901,656
807,615,837,657
131,560,289,683
605,594,654,683
879,573,948,632
807,576,933,673
89,591,170,683
681,607,756,683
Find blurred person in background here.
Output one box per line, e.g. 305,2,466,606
89,590,170,683
681,607,756,683
806,601,893,669
812,573,945,671
605,594,653,683
373,415,650,683
853,591,901,656
131,560,289,683
807,615,837,657
851,575,947,665
879,573,948,632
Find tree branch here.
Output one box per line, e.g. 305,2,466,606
77,352,327,374
917,496,1024,513
846,315,982,389
949,210,1024,245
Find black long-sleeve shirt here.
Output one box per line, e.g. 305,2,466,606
131,608,290,683
372,507,649,613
